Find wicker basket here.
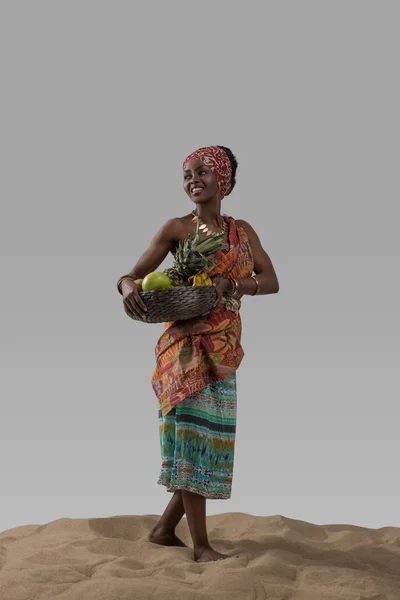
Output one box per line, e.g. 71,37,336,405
125,285,217,323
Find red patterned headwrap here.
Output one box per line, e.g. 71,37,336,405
183,145,232,199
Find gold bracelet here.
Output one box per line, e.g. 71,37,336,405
251,275,260,295
117,274,136,295
227,278,236,296
234,278,245,299
231,278,239,298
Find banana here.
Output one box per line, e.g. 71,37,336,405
191,272,212,286
192,273,204,286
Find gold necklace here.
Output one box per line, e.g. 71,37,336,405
191,210,227,237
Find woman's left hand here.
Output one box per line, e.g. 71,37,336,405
212,277,232,308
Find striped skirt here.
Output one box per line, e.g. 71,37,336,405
157,373,237,500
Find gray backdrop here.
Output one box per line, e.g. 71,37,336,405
1,1,399,534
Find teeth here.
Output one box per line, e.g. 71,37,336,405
192,187,203,192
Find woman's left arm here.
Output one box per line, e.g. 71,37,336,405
236,219,280,295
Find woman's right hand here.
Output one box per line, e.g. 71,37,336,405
122,279,148,320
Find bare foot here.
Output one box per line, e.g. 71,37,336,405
147,525,187,547
194,546,234,562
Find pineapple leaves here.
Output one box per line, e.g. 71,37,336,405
163,217,227,286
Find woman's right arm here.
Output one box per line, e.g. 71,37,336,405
118,218,183,318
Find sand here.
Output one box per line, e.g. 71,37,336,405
1,512,400,599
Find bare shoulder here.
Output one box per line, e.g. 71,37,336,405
156,216,186,242
152,214,197,249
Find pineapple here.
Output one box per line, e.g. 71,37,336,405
163,218,227,286
162,267,187,287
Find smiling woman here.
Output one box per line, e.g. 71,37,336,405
116,144,279,562
183,145,236,202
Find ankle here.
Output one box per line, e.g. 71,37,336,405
194,542,211,551
152,523,174,535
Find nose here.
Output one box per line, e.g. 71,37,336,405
188,175,200,186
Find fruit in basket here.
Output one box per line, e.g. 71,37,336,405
163,267,188,287
142,272,172,291
190,271,213,286
163,218,227,286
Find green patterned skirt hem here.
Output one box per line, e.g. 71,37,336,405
157,373,237,500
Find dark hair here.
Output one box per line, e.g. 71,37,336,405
217,146,238,195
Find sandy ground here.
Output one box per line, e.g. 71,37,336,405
1,512,400,599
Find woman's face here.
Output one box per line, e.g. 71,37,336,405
183,157,219,203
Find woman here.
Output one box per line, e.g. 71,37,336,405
117,145,279,563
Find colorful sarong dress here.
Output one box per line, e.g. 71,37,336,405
152,214,254,499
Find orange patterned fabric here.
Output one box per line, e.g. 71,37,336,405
151,215,254,417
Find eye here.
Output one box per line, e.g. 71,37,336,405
184,170,207,180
